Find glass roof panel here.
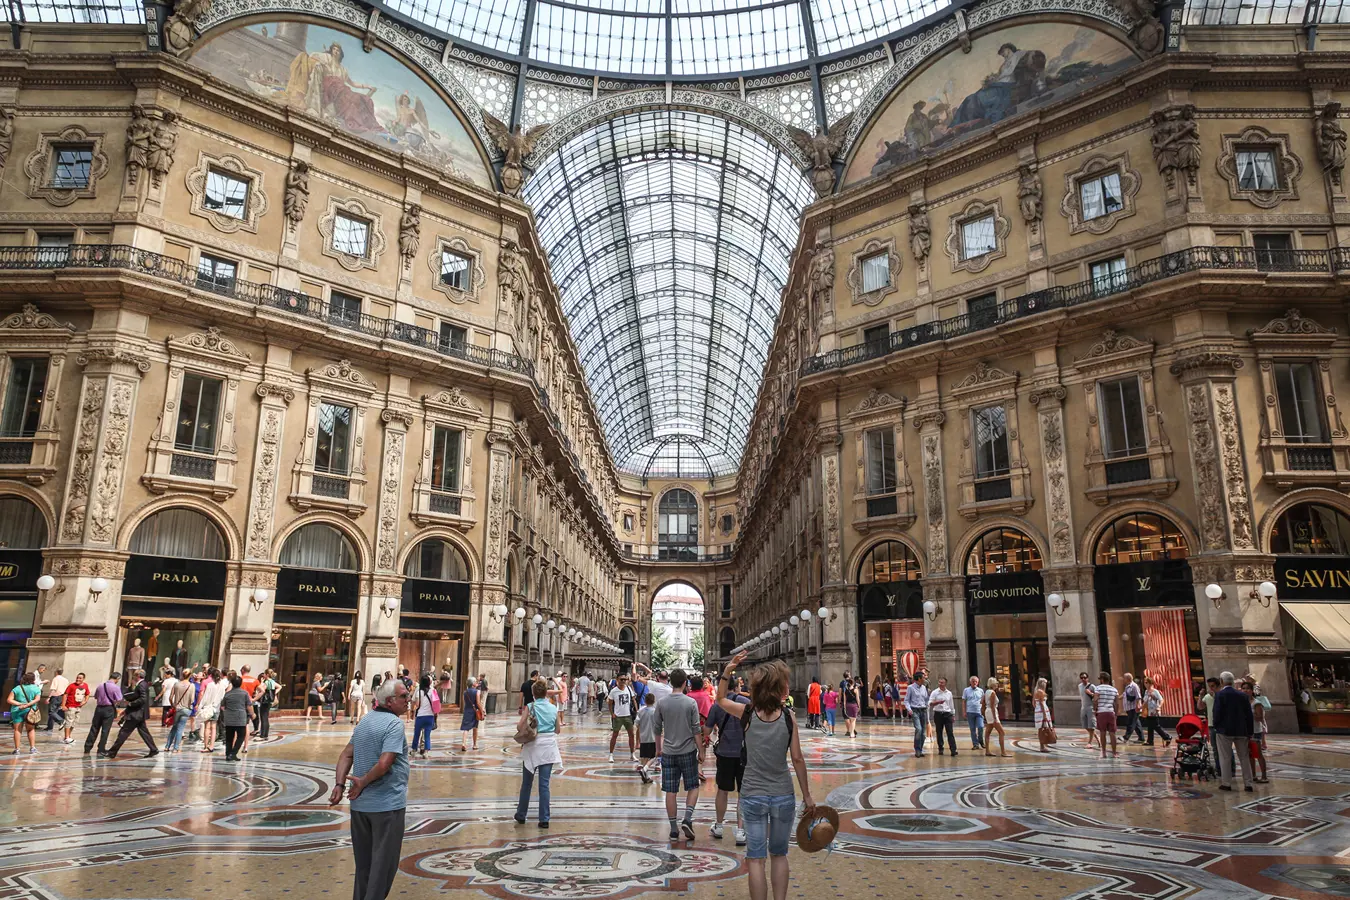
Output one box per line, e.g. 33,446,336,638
385,0,526,53
810,0,950,55
523,108,813,477
530,1,666,74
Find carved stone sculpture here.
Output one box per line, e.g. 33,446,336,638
125,106,154,187
482,112,550,197
908,204,931,264
399,204,421,262
498,240,531,334
147,111,177,188
164,0,211,57
1151,105,1201,189
807,246,833,328
1110,0,1164,54
284,161,310,226
786,112,854,199
0,108,12,175
1017,163,1043,227
1317,101,1347,188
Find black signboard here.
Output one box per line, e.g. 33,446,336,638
401,578,471,617
122,554,227,601
1275,556,1350,601
1093,559,1193,609
276,567,360,610
0,549,42,594
965,570,1045,615
858,581,924,621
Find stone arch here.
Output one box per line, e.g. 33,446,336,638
1257,487,1350,554
952,516,1051,576
0,482,56,544
1078,499,1201,565
272,512,371,573
395,528,481,583
846,533,928,585
116,494,241,561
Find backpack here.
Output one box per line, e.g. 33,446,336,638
261,681,276,705
740,705,794,767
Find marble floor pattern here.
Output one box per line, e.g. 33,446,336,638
3,713,1350,900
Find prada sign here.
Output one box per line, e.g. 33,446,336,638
965,571,1045,615
402,578,471,617
1094,559,1193,609
277,567,360,609
1276,557,1350,601
0,549,41,593
123,554,226,601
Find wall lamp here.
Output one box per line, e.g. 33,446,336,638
489,603,509,623
922,599,942,621
249,588,269,611
36,574,58,595
1047,592,1069,616
1204,583,1225,608
380,596,399,618
88,576,108,603
1251,581,1277,608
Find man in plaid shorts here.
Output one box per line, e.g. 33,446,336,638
653,668,704,841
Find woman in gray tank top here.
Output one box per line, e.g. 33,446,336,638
715,652,815,900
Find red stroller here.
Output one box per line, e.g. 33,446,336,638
1170,714,1215,780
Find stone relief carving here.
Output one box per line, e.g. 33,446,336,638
822,452,842,581
61,381,105,541
164,0,212,56
1,303,75,332
1249,308,1335,337
256,381,296,403
954,360,1016,389
284,161,310,226
850,388,904,415
1038,403,1074,563
245,405,283,560
375,429,405,571
148,112,178,189
0,108,13,174
1109,0,1164,54
24,125,109,207
399,204,421,263
89,380,134,543
482,112,550,197
908,204,930,265
786,112,854,198
1216,125,1302,209
808,246,834,331
1185,383,1227,552
1214,382,1256,550
307,359,377,391
1317,101,1346,188
484,451,507,580
1017,163,1042,230
169,326,251,361
1075,329,1151,362
921,432,947,574
125,106,154,188
1151,105,1201,191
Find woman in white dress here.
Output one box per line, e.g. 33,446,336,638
1032,677,1053,752
983,676,1011,757
347,672,365,723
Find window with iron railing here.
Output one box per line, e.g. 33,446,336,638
864,427,897,517
972,404,1012,501
315,402,352,476
1098,376,1149,483
0,357,48,438
329,291,362,327
1275,361,1327,444
174,372,223,455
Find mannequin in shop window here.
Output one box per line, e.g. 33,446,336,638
170,641,188,673
126,639,145,672
147,628,160,659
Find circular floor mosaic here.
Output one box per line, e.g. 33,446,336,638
1068,781,1212,802
29,775,179,797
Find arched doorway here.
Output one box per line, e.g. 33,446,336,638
121,507,229,679
963,526,1045,722
273,522,361,705
1092,512,1198,718
400,537,472,702
652,582,703,669
0,496,47,701
1271,501,1350,730
619,625,637,660
856,540,922,715
658,489,699,561
719,626,735,660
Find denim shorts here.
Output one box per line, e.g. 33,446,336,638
740,793,796,859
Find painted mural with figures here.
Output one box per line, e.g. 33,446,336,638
193,21,492,187
846,22,1138,184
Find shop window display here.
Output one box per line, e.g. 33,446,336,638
1102,607,1202,716
120,620,215,676
269,627,352,707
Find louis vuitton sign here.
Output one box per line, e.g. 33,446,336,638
1093,559,1193,610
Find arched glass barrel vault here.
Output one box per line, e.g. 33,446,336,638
855,540,922,713
0,495,48,701
120,508,229,682
963,527,1045,723
1091,512,1200,718
400,538,474,698
1271,500,1350,730
274,522,361,705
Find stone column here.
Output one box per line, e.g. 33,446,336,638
475,431,513,696
913,409,960,673
30,344,149,677
818,431,854,676
359,405,412,679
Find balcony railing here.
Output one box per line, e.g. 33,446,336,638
0,439,34,465
311,473,350,499
803,246,1348,376
170,451,217,480
1105,456,1152,485
622,544,735,563
1288,445,1336,471
429,491,462,515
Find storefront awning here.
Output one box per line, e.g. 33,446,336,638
1283,602,1350,652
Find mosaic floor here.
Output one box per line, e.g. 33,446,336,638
3,711,1350,900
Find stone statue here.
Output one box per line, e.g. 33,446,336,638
399,204,421,262
498,240,531,327
1110,0,1164,55
1317,101,1347,187
284,161,310,226
164,0,211,57
0,108,13,173
147,111,177,188
1017,163,1043,226
807,246,834,326
908,203,931,264
786,112,854,199
482,112,551,197
125,105,154,187
1151,105,1201,188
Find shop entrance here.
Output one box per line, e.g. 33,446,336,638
400,537,472,703
972,615,1049,721
272,523,362,708
270,622,353,707
856,540,924,714
0,496,48,704
964,527,1047,722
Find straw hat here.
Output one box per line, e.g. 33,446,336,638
795,805,840,853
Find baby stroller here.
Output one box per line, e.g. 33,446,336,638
1170,714,1215,780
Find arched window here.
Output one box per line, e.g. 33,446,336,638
1095,512,1189,565
403,538,470,581
619,625,636,658
658,488,699,560
505,557,515,594
0,497,47,549
279,522,358,571
719,626,735,658
129,507,226,560
966,527,1042,574
522,567,532,601
1271,502,1350,555
858,540,922,583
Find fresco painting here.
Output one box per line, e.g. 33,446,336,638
847,23,1137,183
194,21,492,187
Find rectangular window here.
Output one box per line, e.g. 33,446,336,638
623,584,635,617
204,169,249,219
968,292,998,326
174,372,223,454
314,402,353,475
51,146,93,188
430,425,462,492
973,405,1010,478
1254,232,1293,270
864,428,896,495
863,324,890,347
721,584,731,618
440,250,470,290
860,251,890,292
623,512,634,530
961,215,996,260
1099,376,1148,458
1079,171,1124,220
1090,256,1129,294
0,357,49,437
195,254,237,293
332,213,370,257
439,322,468,352
1237,149,1279,191
1275,361,1327,443
329,291,362,327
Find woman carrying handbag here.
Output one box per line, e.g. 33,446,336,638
514,680,561,827
459,677,485,752
8,672,41,754
1034,677,1056,752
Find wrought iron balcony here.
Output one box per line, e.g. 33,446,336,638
170,452,217,480
430,491,462,515
1105,457,1152,485
311,473,351,499
1287,445,1336,471
0,439,34,465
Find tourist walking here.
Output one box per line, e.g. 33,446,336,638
703,681,749,844
331,678,411,900
459,677,484,751
166,674,196,751
306,674,324,720
1093,672,1120,759
1077,672,1098,749
411,675,439,758
1213,671,1255,792
256,670,280,738
199,668,228,753
962,676,985,749
106,668,159,759
1033,677,1054,752
44,668,68,732
930,677,957,755
515,679,561,827
806,677,821,729
520,669,539,712
1142,677,1171,747
60,673,91,745
7,672,41,754
636,693,659,782
158,666,178,728
983,677,1010,757
219,673,252,761
607,673,638,762
654,669,704,840
1120,673,1145,743
327,671,346,724
821,683,838,735
843,679,860,738
714,653,815,900
84,671,122,756
576,672,591,718
903,672,930,756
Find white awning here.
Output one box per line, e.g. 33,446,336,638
1282,602,1350,652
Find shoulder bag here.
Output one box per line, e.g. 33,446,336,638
513,702,539,745
1036,699,1057,744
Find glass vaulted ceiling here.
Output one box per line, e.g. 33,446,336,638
524,110,815,479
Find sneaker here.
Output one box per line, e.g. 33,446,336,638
681,820,695,840
735,828,747,846
639,768,652,784
710,823,724,839
631,750,639,761
670,824,681,841
608,753,614,763
28,747,37,755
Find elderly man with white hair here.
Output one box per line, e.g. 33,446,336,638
331,677,411,900
1211,671,1256,792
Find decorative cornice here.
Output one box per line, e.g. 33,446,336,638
0,303,75,332
1028,385,1067,406
306,359,378,392
256,381,296,403
167,326,251,362
381,407,415,427
1248,308,1336,338
1075,329,1151,363
849,388,905,416
1170,351,1244,379
911,409,946,430
77,346,151,373
952,360,1017,391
